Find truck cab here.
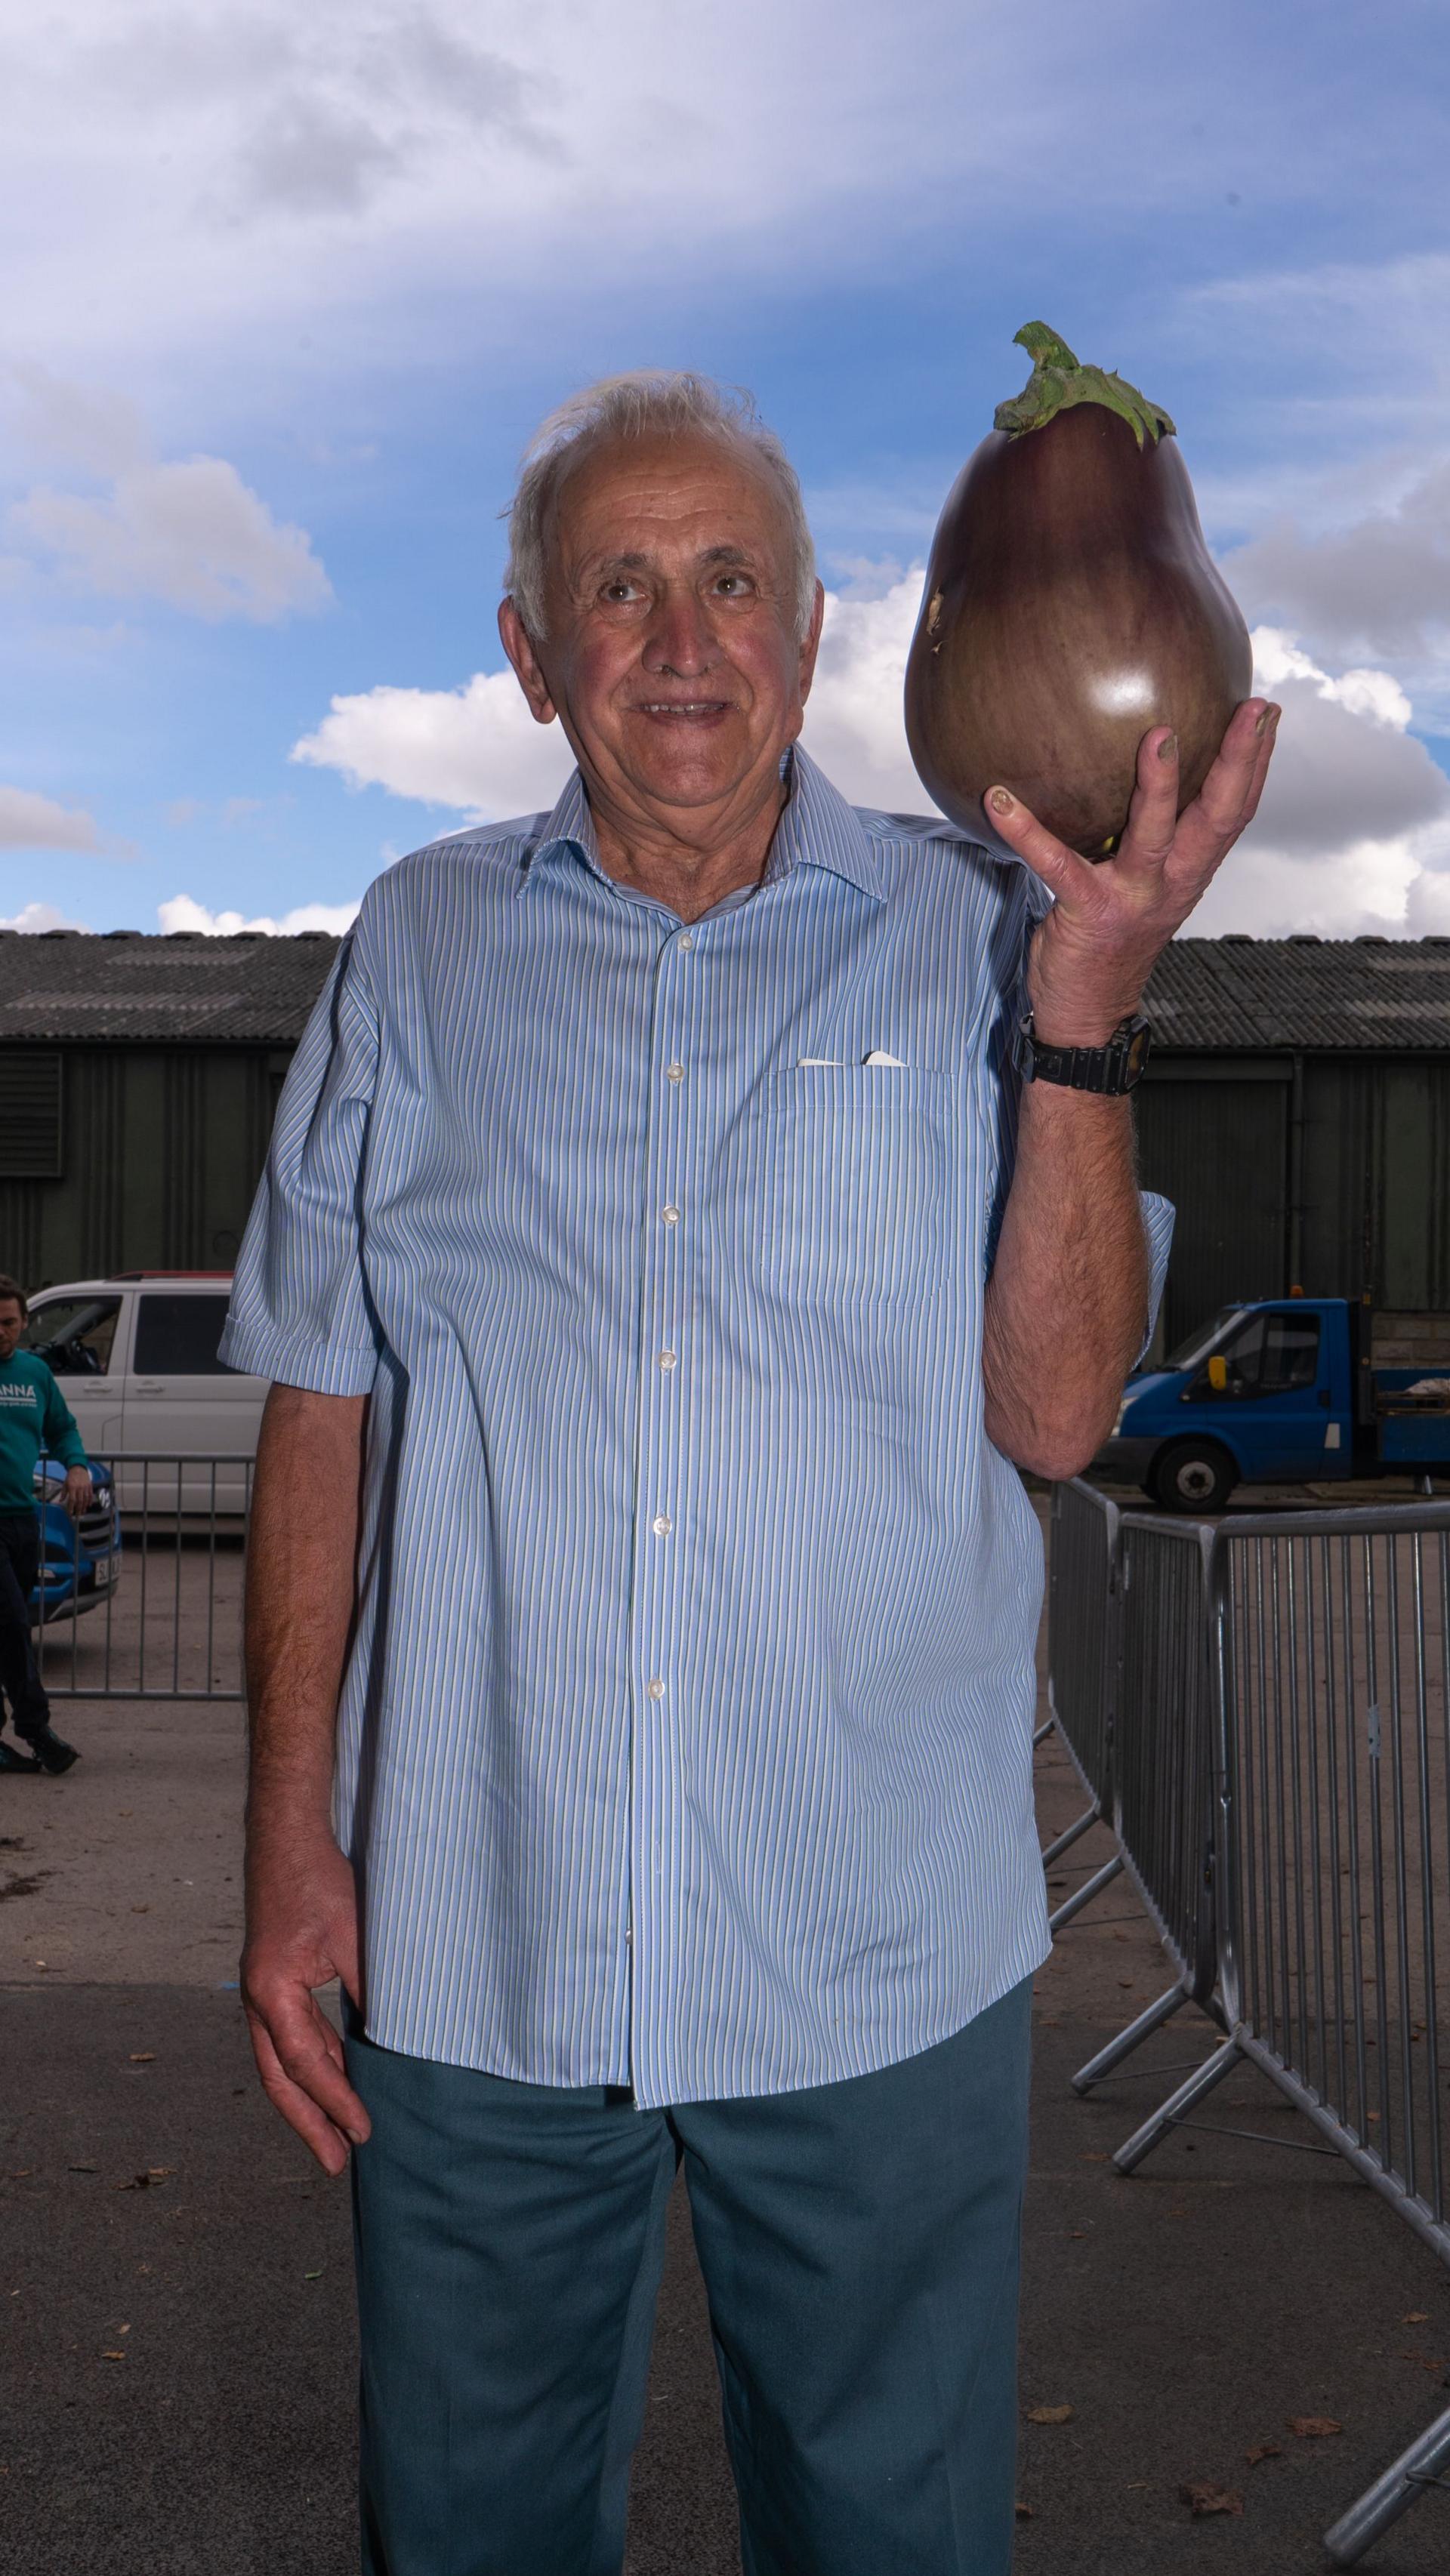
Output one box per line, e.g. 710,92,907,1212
1091,1296,1450,1513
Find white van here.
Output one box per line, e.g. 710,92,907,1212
20,1274,266,1512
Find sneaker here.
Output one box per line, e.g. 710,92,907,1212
27,1727,79,1776
0,1740,42,1774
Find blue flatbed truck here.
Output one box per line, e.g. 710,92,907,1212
1095,1299,1450,1512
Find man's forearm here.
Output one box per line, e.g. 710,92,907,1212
245,1383,367,1860
983,1080,1147,1478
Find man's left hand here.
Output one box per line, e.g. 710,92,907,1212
985,698,1281,1045
64,1465,94,1518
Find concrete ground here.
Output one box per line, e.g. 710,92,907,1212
5,1527,1450,2572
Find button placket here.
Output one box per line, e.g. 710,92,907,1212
627,927,702,2071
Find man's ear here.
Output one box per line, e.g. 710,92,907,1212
796,579,825,705
498,598,558,726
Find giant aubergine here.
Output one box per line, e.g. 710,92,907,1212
904,323,1253,856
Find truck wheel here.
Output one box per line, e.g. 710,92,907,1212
1150,1441,1238,1514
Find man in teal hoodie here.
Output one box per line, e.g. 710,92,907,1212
0,1274,89,1775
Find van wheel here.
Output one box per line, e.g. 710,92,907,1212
1150,1441,1237,1514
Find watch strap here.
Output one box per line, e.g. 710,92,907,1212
1016,1012,1152,1095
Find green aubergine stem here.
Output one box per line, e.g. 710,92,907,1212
993,322,1175,450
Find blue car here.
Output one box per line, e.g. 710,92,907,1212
29,1456,123,1621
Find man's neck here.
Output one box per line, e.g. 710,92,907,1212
586,772,791,926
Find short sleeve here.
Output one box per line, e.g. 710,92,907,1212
219,932,383,1396
1137,1191,1175,1363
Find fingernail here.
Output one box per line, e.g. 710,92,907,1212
1157,732,1177,762
988,786,1014,815
1255,704,1281,737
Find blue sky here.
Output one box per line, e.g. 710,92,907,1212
2,0,1448,938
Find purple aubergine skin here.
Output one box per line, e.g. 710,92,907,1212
904,403,1254,858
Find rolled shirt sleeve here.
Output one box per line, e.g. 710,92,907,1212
219,929,383,1396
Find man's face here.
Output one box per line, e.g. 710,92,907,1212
0,1299,24,1362
500,430,823,832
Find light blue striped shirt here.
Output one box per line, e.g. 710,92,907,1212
223,748,1171,2108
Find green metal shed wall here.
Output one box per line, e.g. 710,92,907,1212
0,1046,288,1287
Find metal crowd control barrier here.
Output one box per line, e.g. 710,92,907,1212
1048,1483,1450,2564
1070,1514,1220,2095
1042,1481,1123,1930
32,1454,252,1702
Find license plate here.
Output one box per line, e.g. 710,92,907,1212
92,1557,116,1586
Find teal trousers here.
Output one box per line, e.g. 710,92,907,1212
347,1977,1032,2576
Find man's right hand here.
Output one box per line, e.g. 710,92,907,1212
241,1836,372,2176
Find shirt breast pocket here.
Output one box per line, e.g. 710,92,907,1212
730,1068,951,1308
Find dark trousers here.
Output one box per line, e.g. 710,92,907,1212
347,1977,1032,2576
0,1516,48,1741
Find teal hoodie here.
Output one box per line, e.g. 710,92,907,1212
0,1351,88,1515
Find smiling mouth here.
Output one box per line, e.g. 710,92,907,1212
633,700,733,719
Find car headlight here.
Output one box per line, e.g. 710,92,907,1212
1110,1400,1128,1438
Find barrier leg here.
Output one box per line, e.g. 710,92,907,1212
1049,1853,1123,1933
1112,2033,1242,2174
1041,1802,1100,1869
1071,1981,1187,2094
1323,2404,1450,2566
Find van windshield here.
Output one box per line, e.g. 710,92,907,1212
1163,1308,1245,1375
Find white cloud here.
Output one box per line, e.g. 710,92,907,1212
0,784,101,849
799,572,939,815
1192,628,1450,937
1221,461,1450,665
157,892,360,936
0,898,92,932
291,670,573,819
12,454,332,623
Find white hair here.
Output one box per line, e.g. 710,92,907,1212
503,369,816,642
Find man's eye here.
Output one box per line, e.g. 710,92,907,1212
603,578,642,603
714,574,751,596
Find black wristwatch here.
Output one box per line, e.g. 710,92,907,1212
1015,1011,1152,1095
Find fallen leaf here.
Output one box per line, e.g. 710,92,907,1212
101,2350,126,2362
304,2269,324,2281
1403,2313,1430,2325
67,2165,97,2174
115,2168,172,2192
128,2053,156,2065
8,2170,34,2180
1288,2417,1343,2439
131,1906,150,1915
1069,2229,1088,2239
1014,2501,1035,2519
1117,1979,1134,1989
1245,2442,1283,2467
1026,2405,1074,2425
1081,2152,1109,2164
1180,2482,1244,2518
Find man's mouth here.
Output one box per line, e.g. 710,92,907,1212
632,700,733,720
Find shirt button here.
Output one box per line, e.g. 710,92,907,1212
678,933,695,954
657,1348,677,1373
651,1512,672,1536
646,1677,666,1701
661,1203,680,1226
665,1060,685,1084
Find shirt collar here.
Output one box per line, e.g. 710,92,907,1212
517,747,887,907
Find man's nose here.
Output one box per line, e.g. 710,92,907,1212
642,587,717,677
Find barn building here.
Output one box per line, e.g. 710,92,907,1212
2,926,1447,1351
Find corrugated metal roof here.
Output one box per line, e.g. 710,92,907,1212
1146,936,1450,1050
0,932,340,1042
0,927,1447,1049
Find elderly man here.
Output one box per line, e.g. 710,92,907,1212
225,370,1276,2576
